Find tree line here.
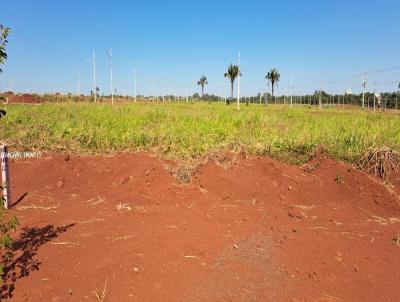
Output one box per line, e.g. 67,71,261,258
197,67,400,109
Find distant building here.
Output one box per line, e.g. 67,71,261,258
345,89,353,95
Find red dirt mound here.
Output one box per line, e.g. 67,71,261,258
7,94,41,104
3,153,400,301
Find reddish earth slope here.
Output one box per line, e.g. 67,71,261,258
2,153,400,301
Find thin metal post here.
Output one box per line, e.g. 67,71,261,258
93,50,97,103
237,51,241,110
0,145,11,209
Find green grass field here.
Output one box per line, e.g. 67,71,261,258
1,102,399,163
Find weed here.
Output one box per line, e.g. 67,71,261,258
359,147,400,180
392,232,400,246
173,165,193,184
92,277,108,302
0,185,19,283
335,174,344,184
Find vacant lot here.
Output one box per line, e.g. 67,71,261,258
1,102,400,301
1,102,400,162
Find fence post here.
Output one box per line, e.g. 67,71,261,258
0,145,11,209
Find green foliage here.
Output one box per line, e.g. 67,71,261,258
0,186,19,283
266,68,280,98
197,76,208,97
1,102,400,164
0,25,10,73
224,64,240,99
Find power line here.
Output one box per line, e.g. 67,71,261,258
13,30,90,62
106,49,113,105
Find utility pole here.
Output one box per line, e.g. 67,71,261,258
186,89,188,102
134,69,137,102
152,75,155,101
290,75,293,108
224,77,227,105
162,77,165,102
8,77,12,92
373,81,376,112
77,71,80,96
93,50,97,103
237,51,241,110
107,49,113,105
362,73,367,108
319,89,322,109
342,92,344,108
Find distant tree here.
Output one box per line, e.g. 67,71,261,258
224,64,240,105
0,25,10,104
0,25,10,73
265,68,280,102
197,76,208,98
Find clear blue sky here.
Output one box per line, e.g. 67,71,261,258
1,0,399,96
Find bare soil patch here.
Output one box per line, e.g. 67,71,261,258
3,152,400,301
6,94,41,104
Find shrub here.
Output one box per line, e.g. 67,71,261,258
0,186,18,282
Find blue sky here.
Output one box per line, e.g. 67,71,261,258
0,0,399,96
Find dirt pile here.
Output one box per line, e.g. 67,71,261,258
6,93,41,104
3,152,400,301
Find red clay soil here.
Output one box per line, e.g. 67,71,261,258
3,153,400,301
7,94,41,104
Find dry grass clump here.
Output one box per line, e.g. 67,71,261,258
205,149,245,169
167,150,245,184
359,147,400,180
172,165,195,184
392,232,400,246
92,278,108,301
174,166,192,184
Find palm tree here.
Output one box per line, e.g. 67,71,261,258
265,68,280,103
224,64,240,105
197,76,208,98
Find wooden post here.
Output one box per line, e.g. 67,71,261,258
0,145,10,209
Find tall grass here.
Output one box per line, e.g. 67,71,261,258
1,102,399,163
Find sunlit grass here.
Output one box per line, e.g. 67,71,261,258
1,102,399,163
